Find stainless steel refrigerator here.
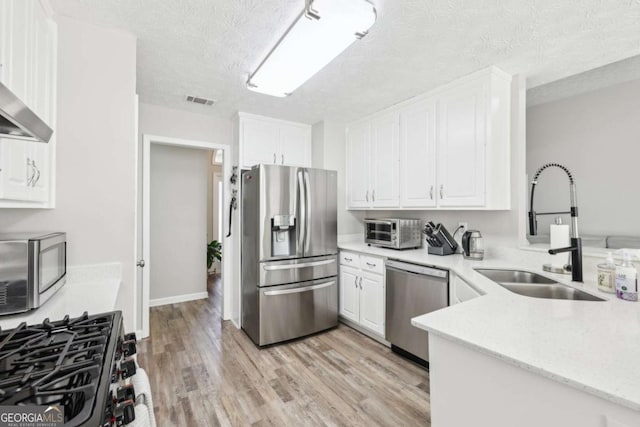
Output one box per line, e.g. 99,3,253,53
241,164,338,346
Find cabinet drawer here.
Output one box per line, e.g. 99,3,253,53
455,277,481,302
339,251,360,267
360,255,384,274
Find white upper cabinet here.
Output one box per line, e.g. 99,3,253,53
279,124,311,167
346,66,512,210
370,112,399,208
346,112,400,209
238,113,311,170
437,77,487,207
241,117,280,167
346,121,371,208
0,0,57,207
400,98,437,208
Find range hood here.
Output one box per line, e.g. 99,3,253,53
0,81,52,143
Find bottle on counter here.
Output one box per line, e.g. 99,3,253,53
615,250,638,302
597,252,617,293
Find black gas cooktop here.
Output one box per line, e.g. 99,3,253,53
0,311,138,426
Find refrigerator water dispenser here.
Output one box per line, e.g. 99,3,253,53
271,214,296,257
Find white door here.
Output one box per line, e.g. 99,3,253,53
400,99,437,208
279,124,310,167
339,266,360,323
437,78,487,207
346,122,371,208
359,272,385,335
241,118,280,169
370,112,399,208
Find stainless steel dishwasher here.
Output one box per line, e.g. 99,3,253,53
386,259,449,367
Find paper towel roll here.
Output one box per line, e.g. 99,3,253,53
131,369,156,427
550,222,570,268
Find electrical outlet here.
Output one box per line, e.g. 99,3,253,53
458,222,468,235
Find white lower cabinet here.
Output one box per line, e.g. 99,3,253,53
338,265,360,323
338,252,385,336
451,274,482,304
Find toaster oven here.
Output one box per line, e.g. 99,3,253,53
0,232,67,315
365,219,422,250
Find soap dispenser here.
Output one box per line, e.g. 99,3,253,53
615,251,638,301
597,252,617,293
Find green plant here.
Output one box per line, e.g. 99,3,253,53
207,240,222,269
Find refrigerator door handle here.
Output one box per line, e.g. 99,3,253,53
263,281,335,296
297,169,306,254
263,259,336,271
303,169,312,253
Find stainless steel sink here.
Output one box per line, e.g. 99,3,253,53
475,269,557,285
475,268,605,301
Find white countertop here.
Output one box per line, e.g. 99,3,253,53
339,241,640,411
0,265,121,330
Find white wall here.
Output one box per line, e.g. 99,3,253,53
0,17,138,330
149,145,208,302
312,120,365,235
527,78,640,237
137,103,232,326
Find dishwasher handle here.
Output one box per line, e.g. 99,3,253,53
386,259,448,279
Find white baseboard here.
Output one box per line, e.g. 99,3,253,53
149,292,209,307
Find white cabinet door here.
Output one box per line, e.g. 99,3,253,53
0,1,11,85
359,272,385,336
5,0,33,105
28,142,49,201
0,139,31,201
437,78,487,207
241,118,280,169
346,121,371,208
370,112,399,208
279,124,311,167
339,266,360,323
454,275,481,303
400,99,437,208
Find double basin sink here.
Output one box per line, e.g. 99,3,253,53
475,269,605,301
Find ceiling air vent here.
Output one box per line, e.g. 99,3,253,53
185,95,215,106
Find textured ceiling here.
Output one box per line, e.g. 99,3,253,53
527,54,640,107
50,0,640,124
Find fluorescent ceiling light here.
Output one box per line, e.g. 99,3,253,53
247,0,376,97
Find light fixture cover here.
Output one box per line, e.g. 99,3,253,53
247,0,376,97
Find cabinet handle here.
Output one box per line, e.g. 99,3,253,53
366,262,376,267
273,153,276,164
359,277,363,289
32,161,40,187
354,276,358,288
372,190,375,202
365,190,369,202
281,154,284,165
440,185,444,199
430,185,434,200
26,158,36,186
344,257,353,262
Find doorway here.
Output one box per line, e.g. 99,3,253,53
139,134,232,338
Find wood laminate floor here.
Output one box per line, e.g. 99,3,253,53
137,275,431,426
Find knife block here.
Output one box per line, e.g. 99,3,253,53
428,245,455,256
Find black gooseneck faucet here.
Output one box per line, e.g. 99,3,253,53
528,163,583,282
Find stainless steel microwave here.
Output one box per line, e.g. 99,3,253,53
0,232,67,315
364,219,422,250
